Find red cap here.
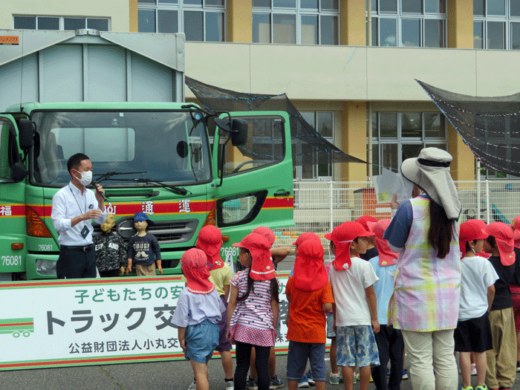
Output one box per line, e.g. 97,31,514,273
196,225,225,270
467,219,487,230
233,233,275,280
181,248,215,295
326,222,373,271
355,216,378,233
514,230,520,248
463,220,490,257
459,220,489,258
292,232,322,246
511,215,520,231
367,219,399,267
325,221,373,243
484,222,515,266
252,226,275,246
293,240,328,292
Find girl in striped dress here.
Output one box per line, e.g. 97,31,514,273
226,233,280,390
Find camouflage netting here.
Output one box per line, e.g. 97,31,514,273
185,76,366,167
419,80,520,175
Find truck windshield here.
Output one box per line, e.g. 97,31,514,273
30,111,212,187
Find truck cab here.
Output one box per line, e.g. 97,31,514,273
0,29,293,280
0,104,294,280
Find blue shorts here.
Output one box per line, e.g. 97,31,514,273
286,341,326,382
336,325,380,368
185,320,219,364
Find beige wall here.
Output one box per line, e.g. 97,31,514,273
185,42,520,102
0,0,131,32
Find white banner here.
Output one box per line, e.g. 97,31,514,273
0,273,292,371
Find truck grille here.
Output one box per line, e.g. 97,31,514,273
93,218,199,245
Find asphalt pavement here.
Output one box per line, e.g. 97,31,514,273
3,352,520,390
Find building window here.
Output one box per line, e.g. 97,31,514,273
369,111,448,176
253,0,339,45
368,0,447,47
13,16,110,31
474,0,520,49
138,0,225,42
294,111,334,180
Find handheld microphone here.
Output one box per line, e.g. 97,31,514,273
92,180,107,201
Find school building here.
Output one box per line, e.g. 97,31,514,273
2,0,518,182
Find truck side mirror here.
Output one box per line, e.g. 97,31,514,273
214,117,231,132
230,119,248,146
11,162,28,182
17,119,36,151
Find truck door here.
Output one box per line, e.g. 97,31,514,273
0,116,28,279
210,111,294,266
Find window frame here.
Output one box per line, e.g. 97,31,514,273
368,0,447,48
473,0,520,50
294,110,335,181
369,111,448,177
137,0,226,42
252,0,340,45
220,115,287,178
13,15,111,31
0,119,18,182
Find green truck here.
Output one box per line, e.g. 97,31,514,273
0,29,294,280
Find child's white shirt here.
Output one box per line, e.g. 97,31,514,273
329,257,379,327
459,255,499,321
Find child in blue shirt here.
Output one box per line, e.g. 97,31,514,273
126,212,162,276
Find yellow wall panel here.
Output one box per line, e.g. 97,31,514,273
340,0,366,46
342,101,367,182
227,0,252,43
448,0,474,49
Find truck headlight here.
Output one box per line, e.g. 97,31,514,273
35,260,57,276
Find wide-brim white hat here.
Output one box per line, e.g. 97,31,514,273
401,147,461,220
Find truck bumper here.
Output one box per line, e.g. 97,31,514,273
25,251,184,280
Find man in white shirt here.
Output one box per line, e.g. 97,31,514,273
51,153,107,279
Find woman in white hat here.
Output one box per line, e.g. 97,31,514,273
383,147,461,390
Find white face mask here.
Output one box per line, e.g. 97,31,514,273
75,170,92,187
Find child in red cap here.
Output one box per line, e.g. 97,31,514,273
172,248,226,390
252,226,291,271
227,233,280,390
285,240,334,390
483,222,516,390
288,231,323,386
455,221,498,390
355,216,379,261
509,216,520,371
250,226,289,389
327,221,380,390
195,226,234,389
366,219,404,390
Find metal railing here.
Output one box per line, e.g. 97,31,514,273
272,180,520,246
